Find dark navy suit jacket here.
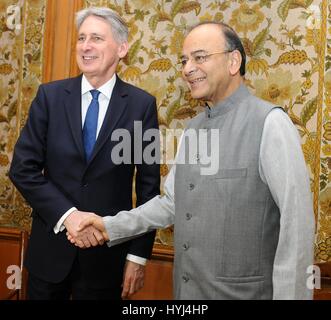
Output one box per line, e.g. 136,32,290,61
9,74,160,288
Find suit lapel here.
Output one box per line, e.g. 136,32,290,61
63,75,85,160
88,76,129,164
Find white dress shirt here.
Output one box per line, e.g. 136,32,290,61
54,74,146,265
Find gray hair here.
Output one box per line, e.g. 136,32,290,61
76,7,128,43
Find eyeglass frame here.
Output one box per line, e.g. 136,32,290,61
179,50,233,68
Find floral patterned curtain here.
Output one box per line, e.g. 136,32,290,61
0,0,46,227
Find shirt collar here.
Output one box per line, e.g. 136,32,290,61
81,74,117,100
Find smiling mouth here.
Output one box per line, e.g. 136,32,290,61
189,77,206,85
82,56,97,60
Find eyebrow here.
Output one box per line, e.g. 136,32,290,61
78,32,104,37
180,50,207,59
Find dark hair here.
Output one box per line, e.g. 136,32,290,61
189,21,246,76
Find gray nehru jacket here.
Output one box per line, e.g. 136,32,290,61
173,85,279,299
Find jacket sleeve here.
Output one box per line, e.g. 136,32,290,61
127,96,160,259
9,85,74,230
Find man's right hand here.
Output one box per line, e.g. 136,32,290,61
64,210,105,247
67,214,110,248
78,215,109,241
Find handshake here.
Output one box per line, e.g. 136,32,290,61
64,210,109,248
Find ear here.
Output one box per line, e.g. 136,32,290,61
118,41,129,59
228,50,242,76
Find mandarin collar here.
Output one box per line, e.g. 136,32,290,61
204,84,250,119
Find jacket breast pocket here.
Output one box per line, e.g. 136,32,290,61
213,167,263,278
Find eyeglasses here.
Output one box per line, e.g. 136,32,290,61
179,51,232,68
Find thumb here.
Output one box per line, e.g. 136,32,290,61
78,217,95,231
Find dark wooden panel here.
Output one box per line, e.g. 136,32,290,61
129,244,174,300
314,262,331,300
0,227,28,300
129,258,173,300
43,0,83,82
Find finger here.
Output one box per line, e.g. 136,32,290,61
87,233,98,247
102,231,110,241
75,239,85,248
137,279,144,291
129,281,136,296
121,280,130,299
84,226,99,246
131,275,142,295
66,231,74,240
81,236,91,248
93,229,105,245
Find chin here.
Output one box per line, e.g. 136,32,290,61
190,91,205,100
81,66,98,74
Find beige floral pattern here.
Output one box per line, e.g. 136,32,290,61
254,68,301,105
0,0,330,261
0,0,45,230
229,3,264,35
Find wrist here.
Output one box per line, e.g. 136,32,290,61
63,210,77,228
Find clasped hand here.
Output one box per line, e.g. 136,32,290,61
64,212,145,298
64,210,108,248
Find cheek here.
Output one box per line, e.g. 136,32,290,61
76,43,83,52
76,51,82,64
210,73,221,86
103,49,116,61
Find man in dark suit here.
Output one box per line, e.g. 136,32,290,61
9,6,160,300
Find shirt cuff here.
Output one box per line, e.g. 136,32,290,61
126,254,147,266
53,207,78,234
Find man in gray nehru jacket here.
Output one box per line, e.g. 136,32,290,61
70,22,315,300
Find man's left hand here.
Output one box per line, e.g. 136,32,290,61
121,260,145,299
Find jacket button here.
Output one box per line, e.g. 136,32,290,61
83,183,88,187
186,213,192,220
188,183,195,190
182,275,189,282
183,243,189,250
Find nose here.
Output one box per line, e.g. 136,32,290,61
80,39,92,51
182,59,197,77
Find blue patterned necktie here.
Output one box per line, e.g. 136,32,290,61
83,89,100,161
